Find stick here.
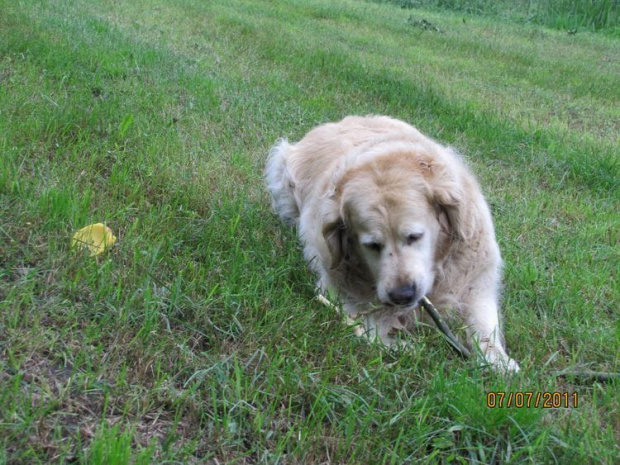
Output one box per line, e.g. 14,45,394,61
551,370,620,383
316,293,337,309
419,296,472,360
316,293,366,336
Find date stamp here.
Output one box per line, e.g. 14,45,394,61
486,391,578,408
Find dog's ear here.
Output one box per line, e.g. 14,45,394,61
322,217,348,269
431,168,469,241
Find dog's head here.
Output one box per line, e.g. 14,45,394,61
322,151,466,308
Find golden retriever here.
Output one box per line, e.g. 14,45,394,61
265,115,519,372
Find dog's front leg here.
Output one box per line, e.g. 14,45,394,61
463,299,520,372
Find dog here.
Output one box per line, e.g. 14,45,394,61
265,115,519,372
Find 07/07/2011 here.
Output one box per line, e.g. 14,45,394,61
486,391,578,408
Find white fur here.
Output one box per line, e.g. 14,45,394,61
265,115,519,372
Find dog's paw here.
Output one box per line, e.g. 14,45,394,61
484,349,520,373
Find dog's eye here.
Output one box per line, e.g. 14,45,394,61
406,233,423,245
365,242,383,253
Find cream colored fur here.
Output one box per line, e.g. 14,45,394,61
265,115,519,372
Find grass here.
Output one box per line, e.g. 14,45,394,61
1,0,618,462
379,0,620,33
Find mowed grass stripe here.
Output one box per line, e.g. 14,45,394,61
84,0,619,194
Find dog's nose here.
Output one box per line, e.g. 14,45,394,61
388,285,417,306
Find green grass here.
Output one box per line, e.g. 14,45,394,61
1,0,618,462
379,0,620,33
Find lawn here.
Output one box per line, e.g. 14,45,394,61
0,0,618,462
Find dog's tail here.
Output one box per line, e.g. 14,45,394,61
265,139,299,225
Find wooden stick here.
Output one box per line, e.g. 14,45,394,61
551,370,620,383
316,293,337,309
419,296,472,360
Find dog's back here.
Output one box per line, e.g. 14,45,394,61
265,116,429,224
